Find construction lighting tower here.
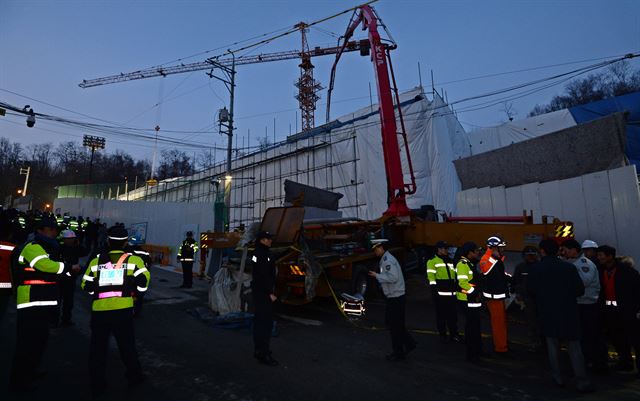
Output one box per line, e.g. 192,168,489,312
19,166,30,196
83,135,106,183
294,22,323,131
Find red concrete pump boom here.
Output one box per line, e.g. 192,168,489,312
327,5,416,217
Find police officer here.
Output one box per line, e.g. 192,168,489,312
125,241,151,318
456,242,483,363
58,229,88,326
427,240,461,342
9,216,78,392
0,216,15,323
479,236,510,355
177,231,198,289
561,239,607,373
369,240,416,361
81,226,150,396
250,231,278,366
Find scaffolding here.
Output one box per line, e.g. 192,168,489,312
117,88,470,230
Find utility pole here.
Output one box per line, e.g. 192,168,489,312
210,50,236,233
83,135,106,183
19,166,30,196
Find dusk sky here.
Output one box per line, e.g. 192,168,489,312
1,0,639,163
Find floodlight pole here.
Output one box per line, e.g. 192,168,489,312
83,135,106,183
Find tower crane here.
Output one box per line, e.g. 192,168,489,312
79,34,376,132
79,2,414,217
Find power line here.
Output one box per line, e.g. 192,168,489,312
435,52,639,86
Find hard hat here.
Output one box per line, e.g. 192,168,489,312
60,230,76,239
581,240,598,249
107,225,129,241
487,236,507,248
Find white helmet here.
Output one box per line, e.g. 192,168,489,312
60,229,76,239
581,239,598,249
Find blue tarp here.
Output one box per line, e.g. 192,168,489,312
569,91,640,168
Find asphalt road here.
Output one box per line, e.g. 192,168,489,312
1,266,639,401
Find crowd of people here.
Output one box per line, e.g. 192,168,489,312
416,235,638,392
0,207,151,396
2,206,639,396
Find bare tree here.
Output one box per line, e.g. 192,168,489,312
500,102,517,121
529,62,640,116
157,149,194,179
257,136,272,151
196,149,216,170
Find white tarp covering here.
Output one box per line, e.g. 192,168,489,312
456,165,640,267
53,197,214,268
119,87,470,223
467,109,576,156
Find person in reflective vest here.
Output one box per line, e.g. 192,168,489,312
9,216,78,392
479,236,509,354
0,232,15,323
125,241,151,318
456,242,483,363
426,240,461,342
177,231,198,289
81,225,150,396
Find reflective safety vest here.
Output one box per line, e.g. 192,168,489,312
15,241,68,309
81,250,150,312
0,241,16,293
456,257,481,308
177,239,198,262
69,220,79,232
426,255,457,296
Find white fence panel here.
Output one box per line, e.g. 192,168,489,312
505,186,524,216
521,183,541,223
538,180,563,220
477,187,493,215
490,186,507,215
581,171,618,248
608,166,640,264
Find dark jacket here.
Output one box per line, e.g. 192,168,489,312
599,262,640,320
60,243,88,276
529,256,584,340
250,244,275,299
512,261,536,298
479,249,509,298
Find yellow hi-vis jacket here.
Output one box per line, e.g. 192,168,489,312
81,250,150,312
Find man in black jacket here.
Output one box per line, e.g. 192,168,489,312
251,231,278,366
59,230,88,326
597,245,640,375
529,240,593,391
